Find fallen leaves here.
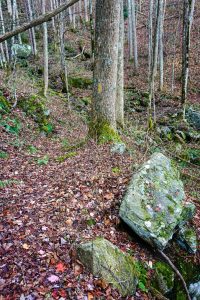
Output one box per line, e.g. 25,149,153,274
22,243,30,250
56,262,66,273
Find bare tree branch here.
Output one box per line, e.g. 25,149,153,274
0,0,79,43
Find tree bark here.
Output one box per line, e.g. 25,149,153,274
0,1,9,62
158,0,166,91
132,0,138,72
91,0,120,136
27,0,37,56
181,0,196,118
116,0,124,127
128,0,133,59
148,0,153,79
42,0,49,97
149,0,162,125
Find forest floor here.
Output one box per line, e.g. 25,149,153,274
0,2,200,299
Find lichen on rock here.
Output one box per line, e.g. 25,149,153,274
77,237,138,296
119,153,192,249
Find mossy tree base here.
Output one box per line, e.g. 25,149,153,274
89,119,121,144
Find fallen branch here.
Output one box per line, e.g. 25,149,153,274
0,0,79,43
158,250,191,300
66,46,85,60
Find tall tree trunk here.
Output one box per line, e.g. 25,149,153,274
128,0,133,59
89,0,94,58
148,0,162,126
84,0,88,22
116,0,124,127
132,0,138,72
42,0,49,97
27,0,37,56
0,1,9,62
181,0,195,118
158,0,165,91
91,0,120,137
148,0,153,79
59,6,70,107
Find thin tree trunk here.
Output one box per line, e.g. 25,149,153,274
89,0,94,58
42,0,49,97
149,0,162,126
128,0,133,59
59,7,70,107
15,1,22,44
132,0,138,72
181,0,196,119
148,0,153,79
84,0,88,22
116,0,124,127
27,0,37,56
171,2,181,93
7,0,12,15
91,0,121,135
158,0,166,91
0,1,9,62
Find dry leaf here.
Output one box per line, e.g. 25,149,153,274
56,262,66,272
47,274,59,283
22,243,30,250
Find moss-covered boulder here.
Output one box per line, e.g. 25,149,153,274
77,238,138,296
176,224,197,254
119,153,190,249
186,108,200,130
18,95,53,133
152,261,175,295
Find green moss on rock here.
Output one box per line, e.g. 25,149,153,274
18,94,53,133
68,76,93,89
152,261,175,295
77,237,138,297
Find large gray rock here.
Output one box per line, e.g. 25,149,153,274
186,108,200,130
11,44,32,59
77,238,138,296
119,153,188,249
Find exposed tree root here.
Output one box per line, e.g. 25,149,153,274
158,250,191,300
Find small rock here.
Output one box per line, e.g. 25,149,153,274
189,281,200,300
111,142,126,154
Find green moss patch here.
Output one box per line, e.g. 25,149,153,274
56,151,77,162
68,76,93,89
0,96,11,114
18,94,53,133
89,120,121,144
